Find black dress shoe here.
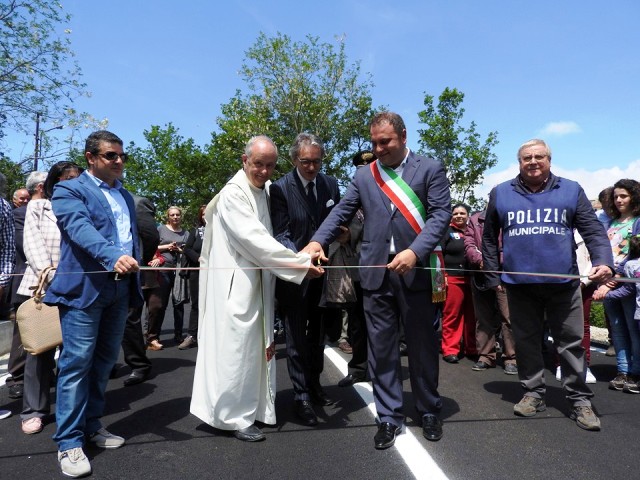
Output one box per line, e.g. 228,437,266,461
399,342,408,356
123,370,150,387
233,424,265,442
374,422,402,450
8,384,23,399
309,386,335,406
294,400,318,426
422,414,443,441
338,373,366,387
443,354,459,364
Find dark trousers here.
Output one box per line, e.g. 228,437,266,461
21,347,56,420
282,278,326,401
346,282,367,376
123,288,153,374
7,318,26,387
186,272,199,337
364,270,441,426
472,283,516,366
506,282,593,406
145,271,184,341
14,293,57,420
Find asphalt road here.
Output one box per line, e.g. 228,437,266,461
0,304,637,479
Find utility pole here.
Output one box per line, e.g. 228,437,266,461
33,114,63,171
34,112,41,171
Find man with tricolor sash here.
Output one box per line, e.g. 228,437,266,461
306,111,451,449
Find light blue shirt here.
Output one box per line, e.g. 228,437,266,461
85,171,133,256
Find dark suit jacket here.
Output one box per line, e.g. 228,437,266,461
132,194,160,290
9,205,26,304
312,151,451,291
132,194,159,266
270,169,340,304
44,171,143,309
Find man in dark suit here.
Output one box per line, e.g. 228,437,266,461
305,112,451,449
270,132,341,426
118,194,159,386
44,130,143,477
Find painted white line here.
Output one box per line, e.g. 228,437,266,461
324,347,449,480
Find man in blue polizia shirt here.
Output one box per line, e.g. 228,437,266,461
482,138,614,432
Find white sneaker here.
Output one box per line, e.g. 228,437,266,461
586,368,597,384
555,366,562,381
58,447,91,478
88,428,125,449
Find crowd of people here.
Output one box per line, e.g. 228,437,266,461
0,113,637,477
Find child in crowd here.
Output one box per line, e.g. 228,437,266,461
601,234,640,394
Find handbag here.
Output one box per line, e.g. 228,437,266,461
16,266,62,355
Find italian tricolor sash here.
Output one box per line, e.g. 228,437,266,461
370,160,446,303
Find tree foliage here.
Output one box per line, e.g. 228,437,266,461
125,33,379,220
215,32,377,187
0,0,87,142
0,155,26,200
124,124,217,224
417,88,498,209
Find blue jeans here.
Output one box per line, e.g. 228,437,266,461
53,278,130,451
605,295,640,376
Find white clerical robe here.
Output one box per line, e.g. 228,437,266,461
190,169,310,430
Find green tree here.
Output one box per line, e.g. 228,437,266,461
214,32,377,187
0,155,26,200
417,88,498,209
0,0,87,142
124,124,216,223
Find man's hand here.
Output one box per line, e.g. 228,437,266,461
336,226,351,245
305,263,325,279
588,265,613,284
387,249,418,275
114,255,140,274
592,284,611,301
302,241,328,265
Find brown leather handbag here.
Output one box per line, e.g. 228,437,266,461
16,266,61,355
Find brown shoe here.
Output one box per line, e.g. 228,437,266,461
147,339,163,351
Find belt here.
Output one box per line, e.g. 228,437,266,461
107,272,128,281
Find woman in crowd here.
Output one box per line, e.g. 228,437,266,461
17,161,81,434
178,205,206,350
440,203,477,363
145,206,189,349
593,179,640,391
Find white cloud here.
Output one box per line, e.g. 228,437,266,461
538,121,582,137
475,159,640,201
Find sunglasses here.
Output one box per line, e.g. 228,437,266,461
97,151,129,163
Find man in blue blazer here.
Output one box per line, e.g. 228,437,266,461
306,112,451,449
270,132,341,426
45,130,143,478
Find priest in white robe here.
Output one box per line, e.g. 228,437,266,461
190,135,323,442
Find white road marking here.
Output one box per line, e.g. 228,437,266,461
324,347,449,480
